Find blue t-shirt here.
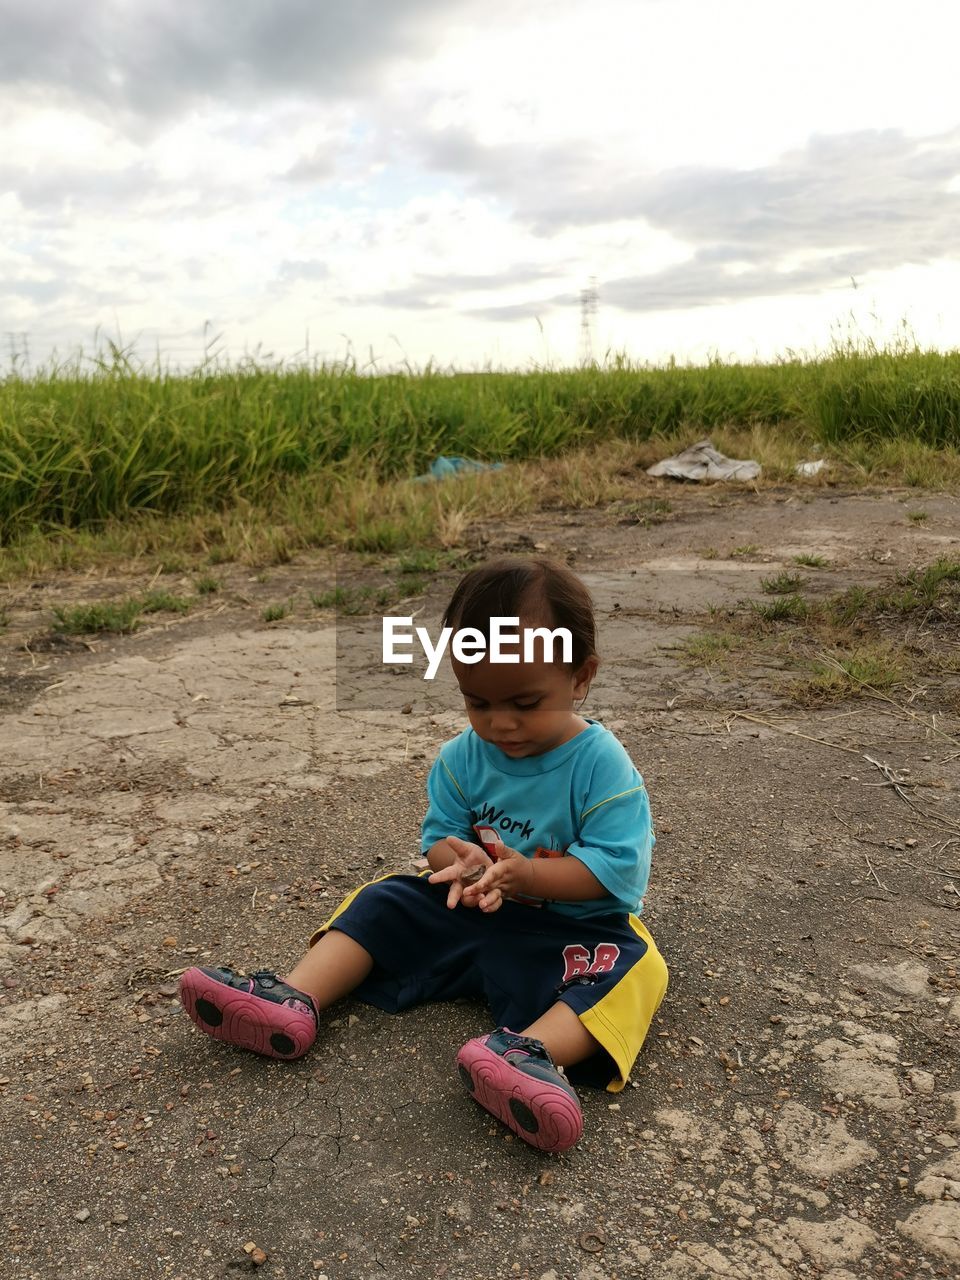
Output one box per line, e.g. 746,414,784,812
420,720,653,920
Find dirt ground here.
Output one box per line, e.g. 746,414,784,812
2,482,960,1280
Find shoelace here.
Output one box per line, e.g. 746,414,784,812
248,970,318,1022
500,1033,553,1064
497,1033,571,1079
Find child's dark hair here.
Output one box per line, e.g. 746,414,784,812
442,557,597,670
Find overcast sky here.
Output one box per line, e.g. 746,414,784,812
2,0,960,372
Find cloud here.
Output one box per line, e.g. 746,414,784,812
464,299,563,322
374,286,438,311
418,127,591,219
3,0,959,362
418,264,560,291
2,277,67,305
0,158,161,211
357,263,568,314
635,131,960,256
601,249,882,313
278,259,331,283
0,0,468,121
283,150,340,185
415,124,960,310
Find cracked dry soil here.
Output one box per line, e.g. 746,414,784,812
1,484,960,1280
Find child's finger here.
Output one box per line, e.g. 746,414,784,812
447,835,486,861
445,879,464,909
471,866,499,895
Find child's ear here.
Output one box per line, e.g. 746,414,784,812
573,656,599,701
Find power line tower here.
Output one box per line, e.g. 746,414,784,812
579,277,598,365
5,331,30,376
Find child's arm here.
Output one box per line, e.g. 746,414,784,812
421,750,474,853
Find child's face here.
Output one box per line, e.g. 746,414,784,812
451,650,598,759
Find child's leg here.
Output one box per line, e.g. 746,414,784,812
285,928,373,1009
456,913,667,1152
180,871,477,1061
520,1001,598,1070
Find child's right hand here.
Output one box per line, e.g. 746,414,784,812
428,836,495,910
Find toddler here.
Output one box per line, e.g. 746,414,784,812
179,557,668,1152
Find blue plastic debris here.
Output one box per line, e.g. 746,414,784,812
414,455,505,482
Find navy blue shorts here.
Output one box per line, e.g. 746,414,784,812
310,873,668,1090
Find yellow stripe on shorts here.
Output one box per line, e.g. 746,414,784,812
577,916,669,1092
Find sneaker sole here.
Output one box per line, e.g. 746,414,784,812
456,1039,583,1153
178,967,316,1060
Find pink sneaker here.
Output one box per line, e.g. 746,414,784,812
179,966,318,1059
456,1028,583,1152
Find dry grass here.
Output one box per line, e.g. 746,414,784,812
683,556,960,706
2,429,960,585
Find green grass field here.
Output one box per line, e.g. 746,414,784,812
1,339,958,578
